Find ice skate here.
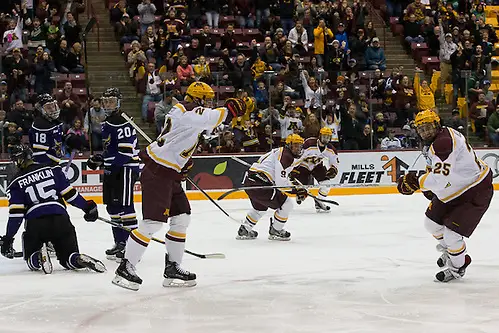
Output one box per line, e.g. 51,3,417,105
436,245,449,268
236,225,258,240
112,259,142,291
163,254,196,288
46,241,57,258
268,219,291,241
40,243,53,274
105,242,125,262
315,200,331,213
77,254,107,273
435,254,472,282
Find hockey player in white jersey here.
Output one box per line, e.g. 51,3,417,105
397,110,493,282
292,127,339,213
112,82,246,290
237,134,307,241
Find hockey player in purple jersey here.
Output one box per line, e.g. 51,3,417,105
0,145,105,274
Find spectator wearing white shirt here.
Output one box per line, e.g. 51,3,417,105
141,62,163,121
3,15,23,53
380,130,402,150
300,70,327,109
137,0,157,36
288,21,308,55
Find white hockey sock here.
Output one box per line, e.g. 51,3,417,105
243,209,266,229
444,227,466,268
424,217,446,248
126,219,163,266
273,198,293,231
318,186,329,199
166,214,190,264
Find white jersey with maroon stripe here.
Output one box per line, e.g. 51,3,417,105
419,127,490,203
146,103,228,172
249,147,302,187
299,138,339,171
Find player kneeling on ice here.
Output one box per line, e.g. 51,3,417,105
397,110,493,282
112,82,246,291
237,134,307,241
291,127,339,213
0,145,105,274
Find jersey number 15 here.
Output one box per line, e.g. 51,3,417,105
26,180,58,204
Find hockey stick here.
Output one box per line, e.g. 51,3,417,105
97,217,226,259
229,156,339,206
120,112,241,222
64,151,76,173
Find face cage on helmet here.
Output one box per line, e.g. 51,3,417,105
102,96,120,115
288,142,303,158
42,101,60,120
416,122,438,141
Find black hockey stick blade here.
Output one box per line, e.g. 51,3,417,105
310,194,339,206
217,188,241,200
14,251,23,258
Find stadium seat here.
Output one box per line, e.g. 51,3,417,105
68,74,85,88
411,42,429,62
147,101,156,123
73,88,87,98
421,56,440,73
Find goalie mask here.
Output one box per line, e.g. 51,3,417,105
10,144,33,169
36,94,60,120
102,87,122,116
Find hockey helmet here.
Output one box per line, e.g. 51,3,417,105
319,127,333,145
10,144,33,169
285,134,304,158
184,82,215,106
36,94,60,120
414,110,441,142
101,87,122,116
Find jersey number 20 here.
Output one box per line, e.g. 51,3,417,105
117,127,134,139
26,180,58,203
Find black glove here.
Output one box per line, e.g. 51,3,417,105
83,200,98,222
0,235,15,259
86,154,104,170
224,98,246,119
288,169,301,184
180,159,193,181
295,187,308,203
325,165,338,180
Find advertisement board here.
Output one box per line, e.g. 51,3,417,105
0,149,498,204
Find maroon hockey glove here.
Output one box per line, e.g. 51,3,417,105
325,165,338,180
180,159,193,181
422,190,435,200
396,173,420,195
224,98,246,118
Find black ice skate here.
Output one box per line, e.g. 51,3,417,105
236,225,258,240
315,200,331,213
435,254,472,282
77,254,107,273
163,254,196,288
40,243,53,274
268,218,291,241
105,242,125,262
112,259,142,291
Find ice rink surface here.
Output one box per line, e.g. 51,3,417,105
2,193,499,333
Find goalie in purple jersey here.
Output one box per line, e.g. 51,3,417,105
0,145,105,274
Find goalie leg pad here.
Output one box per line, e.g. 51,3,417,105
166,214,190,265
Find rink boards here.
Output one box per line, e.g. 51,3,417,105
0,149,499,205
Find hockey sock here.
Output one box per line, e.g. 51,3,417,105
66,252,83,270
113,227,130,243
444,227,466,268
126,219,162,266
27,252,41,271
166,214,190,264
243,209,266,229
424,217,446,248
273,198,293,231
318,187,329,199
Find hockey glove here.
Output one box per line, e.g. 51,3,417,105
396,173,420,195
86,154,104,170
224,98,246,119
325,165,338,180
180,159,193,181
0,235,15,259
288,169,301,184
83,200,99,222
422,190,435,201
294,187,308,203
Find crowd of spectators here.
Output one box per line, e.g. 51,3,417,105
0,0,89,153
114,0,433,152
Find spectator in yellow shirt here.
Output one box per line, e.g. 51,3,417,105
414,68,440,111
313,18,333,68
